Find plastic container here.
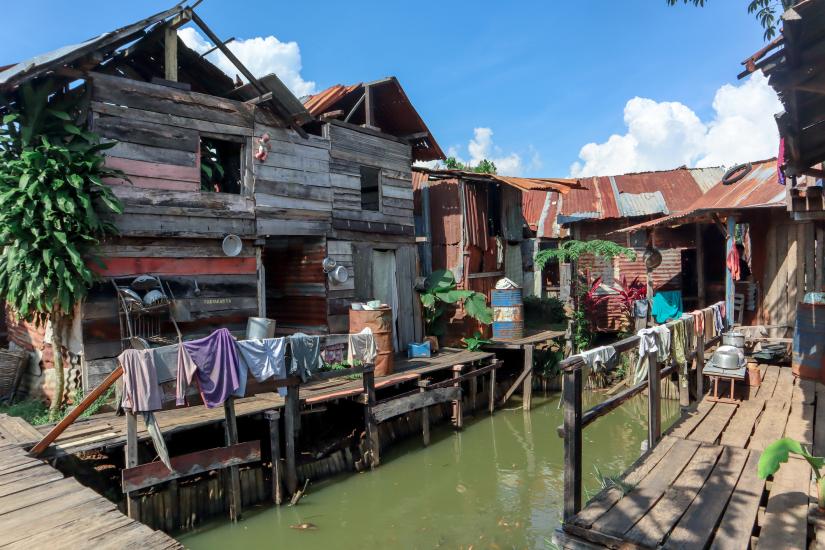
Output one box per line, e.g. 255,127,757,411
350,306,394,376
407,341,432,358
491,288,524,340
793,302,825,382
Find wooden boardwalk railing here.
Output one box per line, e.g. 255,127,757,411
558,313,723,521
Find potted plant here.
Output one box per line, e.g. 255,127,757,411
418,270,492,345
758,437,825,509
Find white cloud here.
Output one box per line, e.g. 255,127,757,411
178,27,316,98
569,73,782,177
448,127,530,176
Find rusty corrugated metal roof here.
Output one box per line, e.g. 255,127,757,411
616,159,783,233
303,77,444,162
418,168,582,193
559,165,724,223
522,190,568,238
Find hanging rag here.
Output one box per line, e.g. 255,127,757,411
691,310,705,340
727,244,741,282
236,338,288,397
578,345,617,378
682,314,695,352
118,349,171,469
347,328,378,366
177,328,242,408
712,302,725,334
150,344,179,384
653,324,671,362
651,291,683,324
703,309,714,340
288,333,324,382
670,321,687,367
633,327,660,385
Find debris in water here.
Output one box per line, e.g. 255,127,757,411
456,483,467,494
290,523,318,530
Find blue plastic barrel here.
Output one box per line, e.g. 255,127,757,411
793,302,825,382
491,288,524,340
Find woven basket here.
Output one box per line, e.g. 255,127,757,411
0,349,28,403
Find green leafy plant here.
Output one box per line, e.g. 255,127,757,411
666,0,795,41
462,332,492,351
443,156,497,174
419,270,493,336
0,79,123,419
524,295,567,326
758,437,825,508
535,240,636,271
200,139,224,191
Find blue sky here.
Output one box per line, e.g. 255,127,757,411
0,1,777,177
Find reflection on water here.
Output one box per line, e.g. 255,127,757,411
180,389,681,550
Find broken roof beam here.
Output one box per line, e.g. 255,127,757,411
189,10,308,138
344,92,365,123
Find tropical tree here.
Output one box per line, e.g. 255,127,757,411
0,80,123,419
666,0,796,41
443,156,498,174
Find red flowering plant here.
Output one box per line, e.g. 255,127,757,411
616,276,647,325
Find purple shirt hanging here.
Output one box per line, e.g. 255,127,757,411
177,328,241,408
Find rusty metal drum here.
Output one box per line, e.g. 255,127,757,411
350,306,394,377
491,288,524,340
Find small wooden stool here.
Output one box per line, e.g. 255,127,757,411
708,374,740,403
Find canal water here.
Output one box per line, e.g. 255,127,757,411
180,390,681,550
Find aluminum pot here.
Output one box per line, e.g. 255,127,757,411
714,349,741,370
722,331,745,349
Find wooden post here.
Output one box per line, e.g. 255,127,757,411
647,350,661,448
469,365,478,413
284,384,299,495
563,366,583,521
125,411,140,521
452,364,464,429
223,397,242,522
523,345,534,411
696,332,705,400
696,223,706,308
164,25,178,81
488,366,497,414
418,379,430,446
364,84,374,128
264,410,282,505
362,365,379,467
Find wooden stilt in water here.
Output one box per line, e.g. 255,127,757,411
264,409,282,505
523,345,534,411
489,365,497,414
284,384,299,495
563,366,582,521
418,379,430,446
452,364,464,429
223,397,242,522
469,365,478,413
125,411,140,521
362,365,380,467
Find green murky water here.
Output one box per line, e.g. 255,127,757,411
180,390,681,550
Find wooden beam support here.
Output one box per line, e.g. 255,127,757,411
164,25,178,82
418,379,430,447
125,411,140,521
489,365,497,414
284,384,299,495
223,397,242,522
523,345,534,411
344,93,365,123
452,364,464,429
563,366,583,521
725,216,736,327
264,409,282,505
696,332,705,401
362,365,379,467
696,223,706,309
364,85,374,129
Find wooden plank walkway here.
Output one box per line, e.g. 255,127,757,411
32,348,493,457
559,364,818,549
0,414,181,549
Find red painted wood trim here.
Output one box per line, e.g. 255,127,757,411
122,440,261,492
92,257,257,276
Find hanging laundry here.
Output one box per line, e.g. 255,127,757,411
691,310,704,340
120,349,163,412
150,344,179,384
703,309,714,340
712,302,725,334
117,349,171,469
236,338,287,397
177,328,241,408
682,314,695,352
652,324,672,362
651,290,683,324
633,327,660,385
348,328,378,366
578,345,617,378
670,320,687,367
726,244,741,281
288,333,324,382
